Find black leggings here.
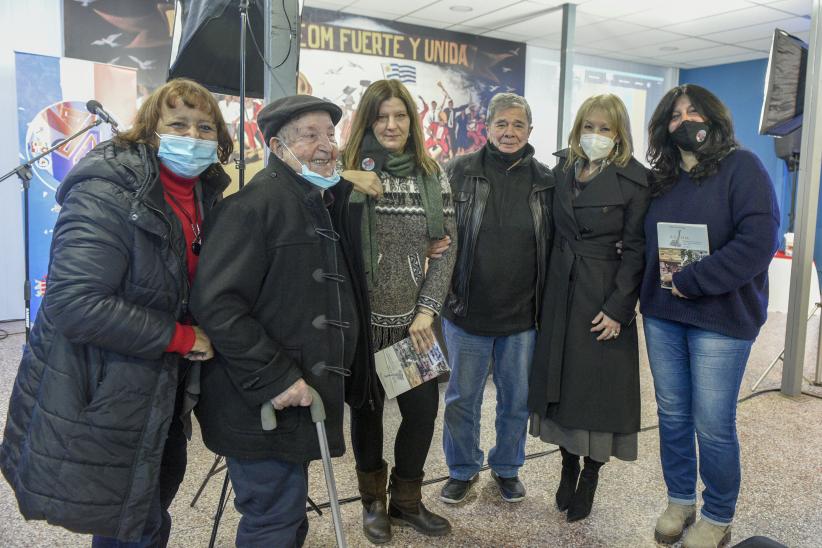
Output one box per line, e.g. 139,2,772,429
350,377,439,479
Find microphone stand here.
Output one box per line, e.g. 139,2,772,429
237,0,250,189
0,117,104,344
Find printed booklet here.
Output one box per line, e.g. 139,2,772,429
657,222,710,289
374,337,450,399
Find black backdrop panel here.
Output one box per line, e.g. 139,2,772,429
169,0,266,97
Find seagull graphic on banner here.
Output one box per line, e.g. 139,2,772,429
382,63,416,84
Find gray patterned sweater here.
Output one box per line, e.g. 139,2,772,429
359,170,457,351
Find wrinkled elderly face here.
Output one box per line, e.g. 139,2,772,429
271,111,338,177
488,106,531,154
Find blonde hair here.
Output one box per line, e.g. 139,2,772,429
115,78,233,164
341,79,439,176
565,94,633,170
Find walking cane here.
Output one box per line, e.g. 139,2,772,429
262,387,347,548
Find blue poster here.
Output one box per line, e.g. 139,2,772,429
15,52,136,323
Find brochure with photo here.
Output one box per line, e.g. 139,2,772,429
374,337,450,399
657,222,710,290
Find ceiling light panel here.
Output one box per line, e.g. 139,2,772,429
585,28,689,50
763,0,814,17
625,0,753,27
462,0,557,28
305,0,352,8
663,4,797,35
405,0,520,24
572,19,653,43
701,15,809,42
575,0,663,19
346,0,438,15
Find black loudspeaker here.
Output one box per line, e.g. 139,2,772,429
774,128,802,169
168,0,266,97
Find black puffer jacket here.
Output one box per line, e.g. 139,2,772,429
0,141,228,541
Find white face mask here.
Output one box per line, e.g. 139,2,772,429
580,133,616,162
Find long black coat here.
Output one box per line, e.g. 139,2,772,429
528,150,650,434
0,141,228,541
190,155,378,463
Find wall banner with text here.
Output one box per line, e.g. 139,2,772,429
299,8,526,164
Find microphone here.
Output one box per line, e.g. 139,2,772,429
86,100,119,128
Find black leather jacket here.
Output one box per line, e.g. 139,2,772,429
444,144,555,328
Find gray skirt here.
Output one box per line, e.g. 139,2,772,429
529,413,638,463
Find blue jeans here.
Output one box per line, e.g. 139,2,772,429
643,316,753,525
442,318,535,480
226,457,309,548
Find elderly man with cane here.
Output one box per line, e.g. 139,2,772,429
191,95,378,547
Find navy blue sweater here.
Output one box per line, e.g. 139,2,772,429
639,149,780,340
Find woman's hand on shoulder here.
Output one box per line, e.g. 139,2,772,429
342,169,383,199
408,309,436,354
427,235,452,259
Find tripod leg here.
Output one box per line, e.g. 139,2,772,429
306,495,323,516
208,472,231,548
751,351,785,392
191,454,226,508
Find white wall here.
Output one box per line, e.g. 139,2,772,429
0,1,63,320
524,46,561,165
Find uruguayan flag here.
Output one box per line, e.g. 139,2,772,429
382,63,416,84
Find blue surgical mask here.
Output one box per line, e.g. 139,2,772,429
156,133,219,178
280,141,340,189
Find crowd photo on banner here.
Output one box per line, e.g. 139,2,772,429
0,1,796,548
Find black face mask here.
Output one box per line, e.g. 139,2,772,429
670,120,710,152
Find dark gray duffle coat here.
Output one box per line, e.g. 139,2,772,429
528,150,650,434
190,154,379,463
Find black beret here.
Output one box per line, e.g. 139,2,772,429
257,95,342,144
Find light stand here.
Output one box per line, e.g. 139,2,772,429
754,130,822,391
238,0,249,188
752,302,822,391
0,117,105,344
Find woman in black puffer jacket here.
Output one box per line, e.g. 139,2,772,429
0,79,232,546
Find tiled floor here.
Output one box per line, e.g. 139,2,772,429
1,314,820,547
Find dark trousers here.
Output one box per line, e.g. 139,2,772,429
350,377,439,478
226,457,309,548
91,378,188,548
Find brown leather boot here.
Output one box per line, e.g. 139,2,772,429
356,461,391,544
388,468,451,537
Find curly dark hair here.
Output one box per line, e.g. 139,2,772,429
646,84,737,197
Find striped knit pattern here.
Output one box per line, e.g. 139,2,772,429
367,170,457,350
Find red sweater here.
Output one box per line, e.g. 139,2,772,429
159,164,200,354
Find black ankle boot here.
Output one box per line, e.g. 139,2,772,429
555,448,580,511
356,462,391,544
388,469,451,537
566,459,602,522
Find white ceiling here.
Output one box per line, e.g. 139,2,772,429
304,0,814,68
